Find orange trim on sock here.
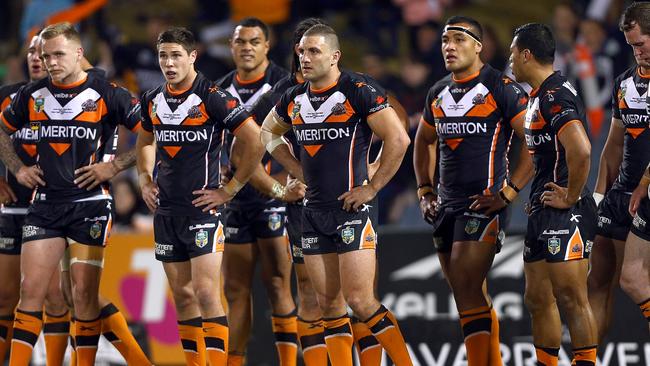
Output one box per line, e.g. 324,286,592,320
101,304,151,365
178,320,206,366
272,315,298,366
297,318,327,366
535,346,559,366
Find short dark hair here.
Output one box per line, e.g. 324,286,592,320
303,24,340,50
292,18,327,72
236,17,269,41
40,22,81,44
513,23,555,65
157,27,196,54
445,15,483,42
620,2,650,35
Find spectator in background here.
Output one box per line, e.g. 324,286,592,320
112,177,152,233
411,21,447,82
112,13,170,94
480,25,507,71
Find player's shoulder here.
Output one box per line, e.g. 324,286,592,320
428,74,453,97
271,73,301,93
0,81,28,101
614,65,639,86
215,70,236,88
340,70,386,96
266,62,290,83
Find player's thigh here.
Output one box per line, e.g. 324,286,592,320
338,249,377,300
257,236,292,282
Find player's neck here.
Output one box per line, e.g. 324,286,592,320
168,69,197,93
452,61,483,82
310,68,341,91
53,69,87,87
639,65,650,77
527,65,554,90
237,59,269,82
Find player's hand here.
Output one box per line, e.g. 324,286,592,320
338,185,377,212
74,162,119,190
541,182,573,209
469,193,507,215
282,177,306,203
629,182,649,216
419,193,438,224
0,177,17,205
141,181,159,212
192,188,232,212
15,165,45,189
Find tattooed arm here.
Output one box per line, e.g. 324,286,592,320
74,147,137,190
0,123,44,188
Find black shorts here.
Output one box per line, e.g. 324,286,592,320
524,196,597,263
22,200,114,246
0,214,25,255
224,202,286,244
286,203,304,264
431,203,506,253
631,197,650,241
154,211,225,262
301,200,378,256
596,190,632,241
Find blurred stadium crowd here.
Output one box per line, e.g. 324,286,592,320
0,0,637,227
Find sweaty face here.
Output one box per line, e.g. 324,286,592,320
441,25,482,74
230,26,269,73
624,24,650,69
158,43,197,86
41,35,83,84
298,35,337,82
27,35,46,81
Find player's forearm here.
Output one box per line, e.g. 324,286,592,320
112,148,136,172
247,163,285,197
594,143,622,194
509,142,534,190
270,144,304,183
0,128,24,175
231,137,264,187
136,134,155,186
413,133,437,188
369,134,409,192
566,148,591,203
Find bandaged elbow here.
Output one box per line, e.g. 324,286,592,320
260,128,286,153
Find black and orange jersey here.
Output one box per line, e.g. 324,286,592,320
140,72,252,216
0,73,140,204
0,81,33,210
421,64,528,205
524,71,590,212
218,62,288,206
216,61,288,111
610,66,650,193
275,69,390,209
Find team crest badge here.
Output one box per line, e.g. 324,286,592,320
34,96,45,113
195,229,208,248
433,97,442,108
187,105,202,119
291,102,301,120
618,85,626,101
81,99,97,112
548,237,561,255
465,218,480,235
268,212,281,231
472,93,486,105
151,103,157,118
342,227,355,244
90,222,102,239
331,102,346,116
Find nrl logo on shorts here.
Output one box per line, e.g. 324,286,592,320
268,212,282,231
34,96,45,113
331,102,347,116
81,99,98,112
472,93,486,105
195,229,208,248
291,102,301,120
465,218,480,235
187,105,203,119
342,227,355,244
89,221,102,239
547,236,561,255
